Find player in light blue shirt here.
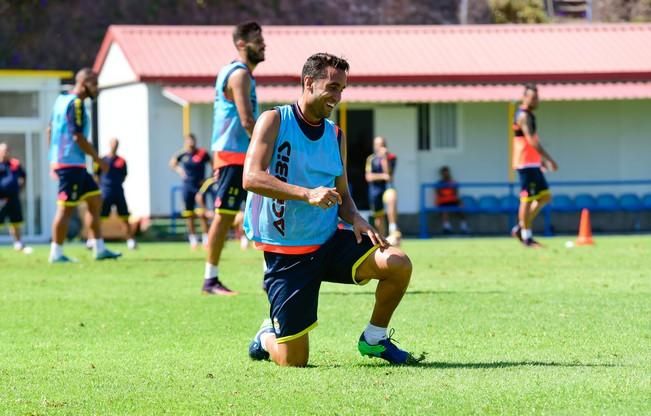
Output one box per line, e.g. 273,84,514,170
202,21,265,296
244,53,422,367
47,68,121,263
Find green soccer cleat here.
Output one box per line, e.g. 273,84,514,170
95,248,122,261
358,329,424,365
48,254,77,264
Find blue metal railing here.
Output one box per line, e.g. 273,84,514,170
419,179,651,238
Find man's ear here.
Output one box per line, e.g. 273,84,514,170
234,39,246,51
303,76,314,93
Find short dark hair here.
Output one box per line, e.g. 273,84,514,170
523,83,538,94
301,53,350,88
233,21,262,44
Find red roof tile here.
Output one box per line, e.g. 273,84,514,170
163,82,651,104
96,24,651,85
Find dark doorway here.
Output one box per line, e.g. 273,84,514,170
339,109,374,210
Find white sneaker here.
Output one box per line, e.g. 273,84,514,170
240,235,249,250
387,230,402,246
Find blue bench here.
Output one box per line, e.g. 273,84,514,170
419,180,651,238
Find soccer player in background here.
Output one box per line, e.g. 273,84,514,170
0,143,30,252
169,133,211,249
244,53,420,367
435,166,469,234
511,84,558,247
379,139,402,246
95,137,136,250
365,136,390,237
195,175,249,250
47,68,121,262
202,21,265,296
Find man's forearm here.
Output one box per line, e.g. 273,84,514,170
338,194,362,225
75,137,99,162
244,171,309,202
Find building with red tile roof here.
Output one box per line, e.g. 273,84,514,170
93,24,651,230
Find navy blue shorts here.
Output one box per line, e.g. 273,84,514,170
263,229,378,343
181,183,200,218
55,167,100,206
517,167,550,202
197,177,217,211
0,196,23,224
100,189,129,218
213,164,246,215
368,186,387,216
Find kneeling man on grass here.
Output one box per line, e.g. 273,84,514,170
242,52,421,367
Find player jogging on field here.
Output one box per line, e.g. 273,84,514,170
244,53,421,367
511,84,558,247
202,21,265,296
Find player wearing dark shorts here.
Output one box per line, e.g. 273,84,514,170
169,134,211,249
0,143,29,252
202,21,265,296
511,84,558,247
96,138,136,249
47,68,120,263
244,53,420,367
365,137,390,237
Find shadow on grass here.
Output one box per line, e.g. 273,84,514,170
355,360,619,369
321,290,505,296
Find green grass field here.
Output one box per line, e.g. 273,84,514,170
1,236,650,415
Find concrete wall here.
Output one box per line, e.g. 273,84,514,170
97,83,150,217
374,105,420,213
414,100,651,206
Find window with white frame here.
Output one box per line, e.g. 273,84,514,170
0,91,39,117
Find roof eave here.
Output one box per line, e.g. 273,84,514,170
140,72,651,86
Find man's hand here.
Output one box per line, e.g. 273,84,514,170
352,215,389,249
306,187,342,209
544,158,558,172
97,159,109,173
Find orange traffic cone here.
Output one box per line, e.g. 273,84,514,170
576,208,594,246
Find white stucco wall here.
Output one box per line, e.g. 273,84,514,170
98,44,137,87
374,105,420,213
413,100,651,205
97,83,150,217
148,85,188,217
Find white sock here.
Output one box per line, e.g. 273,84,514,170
94,238,105,254
521,229,533,240
50,242,63,259
13,241,24,251
127,238,136,249
260,332,274,352
86,238,95,249
205,263,218,280
363,323,388,345
202,233,209,244
189,234,198,245
389,223,398,233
